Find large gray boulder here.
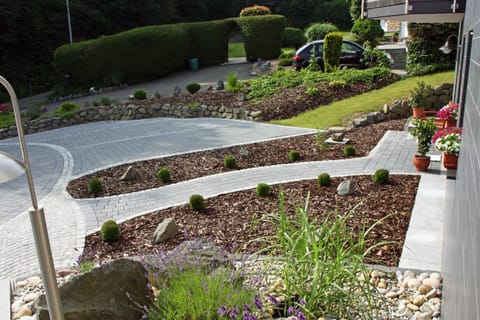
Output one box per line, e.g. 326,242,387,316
36,259,152,320
152,217,178,244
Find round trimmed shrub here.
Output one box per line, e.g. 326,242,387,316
87,178,103,193
351,18,384,46
305,22,339,41
239,5,271,17
317,173,331,187
55,101,80,117
288,150,301,162
186,83,201,94
223,155,237,169
133,89,147,100
189,194,206,211
373,169,389,184
101,220,120,242
157,167,171,183
256,183,270,197
344,146,356,156
282,27,307,49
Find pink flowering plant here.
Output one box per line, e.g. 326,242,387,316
436,103,458,120
432,127,462,155
0,103,9,114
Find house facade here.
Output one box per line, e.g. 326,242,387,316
364,0,480,318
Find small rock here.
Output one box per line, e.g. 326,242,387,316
11,300,25,313
408,278,422,289
413,295,427,306
337,179,355,196
429,297,441,304
173,86,181,96
415,311,433,320
377,280,387,289
152,217,178,244
57,269,74,277
15,305,32,317
120,166,137,181
371,270,385,278
422,277,441,289
23,293,38,303
418,284,433,295
331,132,345,142
386,291,400,299
404,271,416,278
216,80,225,90
429,272,441,280
418,272,430,281
408,303,420,311
426,288,438,299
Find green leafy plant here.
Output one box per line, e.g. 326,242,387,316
288,150,301,161
410,118,437,156
186,83,201,94
305,22,339,41
328,80,347,88
278,50,294,67
314,133,330,152
55,101,79,118
87,178,103,193
257,193,391,319
225,71,242,92
223,155,237,169
187,102,201,108
323,32,343,73
373,169,389,184
306,52,321,71
317,173,331,187
100,96,112,105
157,167,171,183
305,87,319,96
344,146,356,156
409,81,433,109
256,183,270,197
361,48,391,69
351,18,384,46
79,260,95,273
101,220,120,242
189,194,206,211
133,89,147,100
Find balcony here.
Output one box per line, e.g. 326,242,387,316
365,0,465,22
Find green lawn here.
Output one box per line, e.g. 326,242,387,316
228,43,246,58
273,70,455,129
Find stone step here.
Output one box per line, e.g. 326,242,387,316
0,278,12,320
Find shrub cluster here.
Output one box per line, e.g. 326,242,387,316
361,47,391,69
317,173,331,187
157,167,171,183
373,169,389,184
323,32,343,72
351,19,384,46
189,194,206,211
186,83,201,94
288,150,301,162
239,5,271,17
223,155,237,169
278,50,294,67
282,27,306,49
133,89,147,100
305,23,339,41
101,220,120,242
256,183,270,197
55,101,80,119
87,178,103,193
343,146,356,156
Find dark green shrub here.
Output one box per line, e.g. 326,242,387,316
351,19,384,46
87,178,103,193
235,15,286,61
26,105,44,120
409,81,433,109
317,173,331,187
278,51,294,66
101,220,120,242
288,150,301,162
223,155,237,169
133,89,147,100
282,27,307,49
323,32,343,72
256,183,270,197
156,167,171,183
239,5,271,17
55,101,80,117
186,83,201,94
361,48,391,69
344,146,356,156
189,194,206,211
92,100,99,107
305,23,339,41
373,169,389,184
100,96,112,105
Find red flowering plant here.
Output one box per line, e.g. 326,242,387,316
0,103,10,114
432,127,462,156
436,102,458,120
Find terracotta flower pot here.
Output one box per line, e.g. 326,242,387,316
433,118,445,129
443,153,458,170
413,155,431,171
412,108,426,119
445,118,457,128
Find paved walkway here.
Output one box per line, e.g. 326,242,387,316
0,118,446,279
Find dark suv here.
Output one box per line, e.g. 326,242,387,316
293,40,372,70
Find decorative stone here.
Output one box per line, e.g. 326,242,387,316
386,291,400,299
331,132,345,142
422,277,441,289
15,305,33,317
11,300,25,313
337,179,355,196
120,166,137,181
413,295,427,306
407,278,422,289
407,303,420,311
216,80,225,90
429,272,441,280
418,284,433,295
152,217,178,244
415,311,433,320
174,85,181,96
36,259,152,320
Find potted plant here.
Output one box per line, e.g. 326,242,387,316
392,31,399,42
410,118,437,171
436,102,459,128
433,127,462,169
409,81,434,119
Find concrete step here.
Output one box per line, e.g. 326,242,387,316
0,278,11,320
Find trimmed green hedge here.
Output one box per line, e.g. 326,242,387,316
323,32,343,72
282,27,307,49
235,15,286,61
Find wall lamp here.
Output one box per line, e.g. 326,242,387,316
0,75,65,320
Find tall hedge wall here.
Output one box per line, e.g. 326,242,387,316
235,15,286,62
